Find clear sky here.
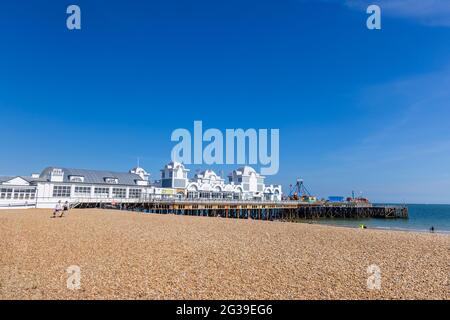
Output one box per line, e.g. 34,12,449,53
1,0,450,203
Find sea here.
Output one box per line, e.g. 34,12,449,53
313,204,450,234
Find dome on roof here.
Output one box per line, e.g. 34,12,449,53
130,167,147,174
166,161,185,169
199,169,218,180
236,166,257,176
129,167,150,181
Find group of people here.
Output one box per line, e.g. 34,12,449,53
53,200,69,218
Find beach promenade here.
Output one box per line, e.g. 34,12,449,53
0,209,448,300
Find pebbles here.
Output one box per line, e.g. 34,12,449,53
0,209,449,300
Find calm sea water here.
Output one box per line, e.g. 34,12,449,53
313,204,450,234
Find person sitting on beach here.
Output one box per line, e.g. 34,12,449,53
53,201,62,218
60,201,69,217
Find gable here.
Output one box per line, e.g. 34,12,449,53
2,177,30,186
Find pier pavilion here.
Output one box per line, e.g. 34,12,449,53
0,162,282,209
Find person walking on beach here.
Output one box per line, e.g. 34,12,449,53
60,201,69,217
53,200,62,218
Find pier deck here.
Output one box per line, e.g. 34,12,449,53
73,199,409,220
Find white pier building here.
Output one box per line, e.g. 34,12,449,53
0,162,282,209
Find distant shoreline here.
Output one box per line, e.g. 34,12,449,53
302,220,450,235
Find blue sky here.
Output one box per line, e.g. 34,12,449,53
1,0,450,203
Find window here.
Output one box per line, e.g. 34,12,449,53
104,177,118,184
129,189,142,199
187,191,198,199
112,188,126,198
74,186,91,196
52,169,63,176
53,186,71,198
26,188,35,199
224,192,233,199
70,176,85,183
94,187,109,198
211,192,221,199
200,192,210,199
13,188,35,200
0,188,13,199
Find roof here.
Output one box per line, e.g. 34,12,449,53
0,176,14,183
233,166,257,176
0,176,44,185
39,167,144,186
21,176,47,183
197,169,218,179
161,161,190,172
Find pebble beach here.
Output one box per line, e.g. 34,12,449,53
0,209,449,300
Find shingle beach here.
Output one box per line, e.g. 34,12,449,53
0,209,448,300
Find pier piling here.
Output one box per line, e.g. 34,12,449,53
74,199,408,221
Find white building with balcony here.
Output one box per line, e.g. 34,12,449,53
0,162,282,209
0,176,38,209
157,162,282,201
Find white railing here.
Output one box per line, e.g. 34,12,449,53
34,196,294,206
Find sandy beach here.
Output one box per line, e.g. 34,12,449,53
0,208,448,300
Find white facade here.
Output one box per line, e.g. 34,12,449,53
160,161,189,189
187,169,237,200
0,163,282,209
158,163,282,201
0,177,37,209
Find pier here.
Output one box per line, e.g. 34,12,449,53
72,199,409,221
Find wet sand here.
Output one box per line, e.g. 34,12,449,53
0,209,448,299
